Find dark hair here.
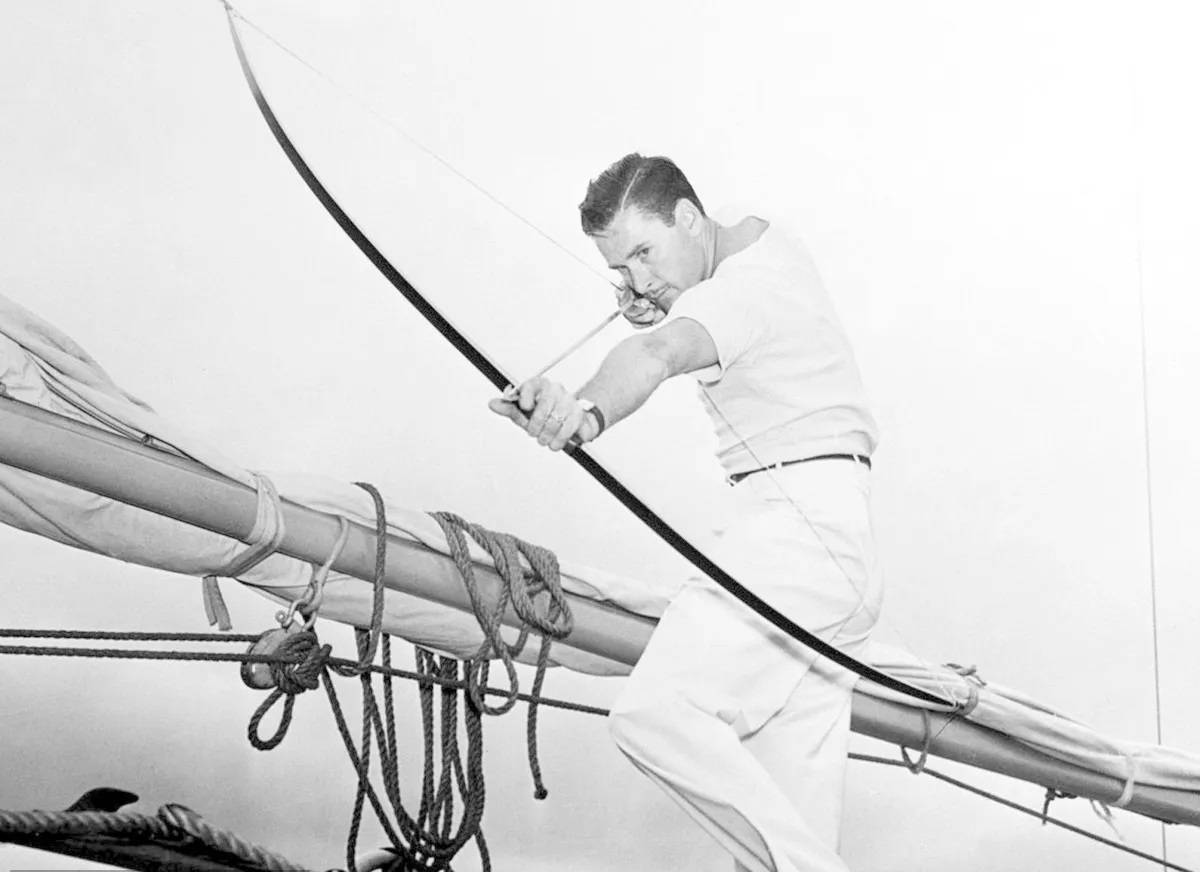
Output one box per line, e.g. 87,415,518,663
579,153,705,235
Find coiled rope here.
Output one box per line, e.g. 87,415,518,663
236,486,575,871
429,510,574,797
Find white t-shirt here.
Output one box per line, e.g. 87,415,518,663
665,219,879,476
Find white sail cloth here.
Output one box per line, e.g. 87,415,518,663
2,291,1200,798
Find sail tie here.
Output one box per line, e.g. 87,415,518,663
945,662,984,717
202,472,287,630
1114,753,1139,809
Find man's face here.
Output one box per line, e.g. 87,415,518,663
592,203,706,313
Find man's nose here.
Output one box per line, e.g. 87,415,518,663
627,263,653,294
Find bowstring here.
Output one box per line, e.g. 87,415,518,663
226,4,963,716
224,2,622,294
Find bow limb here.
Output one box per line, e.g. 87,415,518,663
222,8,955,710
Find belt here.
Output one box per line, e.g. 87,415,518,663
727,453,872,486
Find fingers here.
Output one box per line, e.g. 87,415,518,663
519,378,560,438
616,289,665,329
490,379,584,452
546,403,584,452
487,396,526,424
627,302,664,329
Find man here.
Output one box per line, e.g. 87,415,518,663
488,153,881,872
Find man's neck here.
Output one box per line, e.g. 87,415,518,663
712,215,768,274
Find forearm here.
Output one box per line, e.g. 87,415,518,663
487,320,711,451
576,334,673,432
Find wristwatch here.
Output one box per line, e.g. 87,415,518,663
575,397,607,440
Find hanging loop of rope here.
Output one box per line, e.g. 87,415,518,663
430,511,574,717
430,510,574,800
243,629,331,750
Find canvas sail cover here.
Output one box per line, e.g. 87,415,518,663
2,289,1200,799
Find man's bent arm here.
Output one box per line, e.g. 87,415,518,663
577,317,718,430
487,317,717,451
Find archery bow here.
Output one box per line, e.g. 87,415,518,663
222,6,955,710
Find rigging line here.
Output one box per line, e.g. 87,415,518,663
851,753,1195,872
0,640,608,716
3,635,1188,865
221,1,623,296
1128,44,1168,871
221,6,954,710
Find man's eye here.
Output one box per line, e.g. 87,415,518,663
637,248,649,261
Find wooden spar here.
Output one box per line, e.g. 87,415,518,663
1,395,1197,826
0,396,654,666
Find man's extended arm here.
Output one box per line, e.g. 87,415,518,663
487,317,718,451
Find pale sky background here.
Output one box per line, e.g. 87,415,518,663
3,2,1200,871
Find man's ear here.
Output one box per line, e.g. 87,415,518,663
675,198,702,235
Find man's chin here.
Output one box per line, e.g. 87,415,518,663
657,292,681,312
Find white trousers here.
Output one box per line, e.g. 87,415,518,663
609,460,883,872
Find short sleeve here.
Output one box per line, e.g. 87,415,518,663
665,276,767,384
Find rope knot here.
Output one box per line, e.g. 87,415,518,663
243,628,331,752
270,631,330,695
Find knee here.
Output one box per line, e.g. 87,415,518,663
607,693,684,754
608,688,743,754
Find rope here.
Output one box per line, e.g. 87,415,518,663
234,498,578,867
280,516,350,630
899,709,934,775
944,662,983,717
161,803,310,872
229,492,578,871
430,511,574,799
0,808,176,840
202,472,287,630
246,631,332,750
0,634,606,715
2,625,1190,870
0,804,310,872
1043,787,1077,823
0,629,260,641
852,754,1194,872
347,482,388,672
